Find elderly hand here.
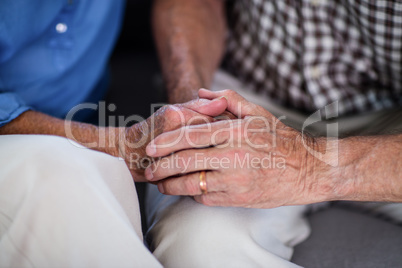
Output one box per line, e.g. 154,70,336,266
144,89,334,208
110,96,229,181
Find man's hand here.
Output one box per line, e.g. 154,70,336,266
144,90,402,207
144,89,332,208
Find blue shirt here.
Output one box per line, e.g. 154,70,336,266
0,0,124,126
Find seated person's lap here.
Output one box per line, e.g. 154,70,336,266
0,135,160,267
145,70,402,268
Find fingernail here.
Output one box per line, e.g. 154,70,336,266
158,183,165,194
147,143,156,156
145,167,154,180
211,96,227,102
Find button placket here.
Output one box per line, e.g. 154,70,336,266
310,65,321,79
49,1,78,70
310,0,321,7
301,1,324,109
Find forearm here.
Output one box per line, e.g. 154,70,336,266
153,0,226,103
0,111,120,157
321,135,402,202
0,97,228,183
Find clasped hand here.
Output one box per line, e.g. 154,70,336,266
113,94,228,180
144,89,331,208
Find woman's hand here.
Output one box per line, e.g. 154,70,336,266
113,96,229,181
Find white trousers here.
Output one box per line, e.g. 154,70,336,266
0,135,161,267
146,189,310,268
145,70,402,268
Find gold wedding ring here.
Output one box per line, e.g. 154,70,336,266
199,171,208,195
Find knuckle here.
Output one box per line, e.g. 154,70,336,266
184,177,199,195
216,177,229,191
234,120,244,133
163,105,186,126
160,181,170,193
223,89,236,97
163,181,177,195
199,195,214,206
178,150,193,164
176,157,190,173
162,105,174,116
187,131,201,146
240,120,249,129
165,104,183,117
187,130,208,147
234,193,249,206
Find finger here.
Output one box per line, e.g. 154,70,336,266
149,104,214,135
183,96,228,117
198,88,223,99
157,170,227,196
198,88,270,118
194,192,229,207
145,147,226,181
215,110,238,120
146,120,239,157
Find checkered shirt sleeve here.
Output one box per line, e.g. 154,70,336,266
225,0,402,116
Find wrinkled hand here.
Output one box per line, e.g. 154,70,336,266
113,96,229,181
144,89,331,208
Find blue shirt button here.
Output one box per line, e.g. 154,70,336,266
55,23,68,33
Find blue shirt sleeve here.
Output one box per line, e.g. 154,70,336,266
0,92,31,127
0,0,124,126
0,1,60,126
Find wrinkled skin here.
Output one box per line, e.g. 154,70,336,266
144,89,331,208
114,97,229,181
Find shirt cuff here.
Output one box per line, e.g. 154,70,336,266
0,93,31,127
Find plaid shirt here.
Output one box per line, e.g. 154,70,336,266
225,0,402,116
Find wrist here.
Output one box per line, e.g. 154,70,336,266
89,126,122,157
163,60,211,103
116,123,152,175
168,86,200,103
316,136,393,202
166,73,205,103
332,136,401,202
304,136,342,203
99,125,150,182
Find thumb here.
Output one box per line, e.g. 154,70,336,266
184,96,228,117
198,88,267,118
